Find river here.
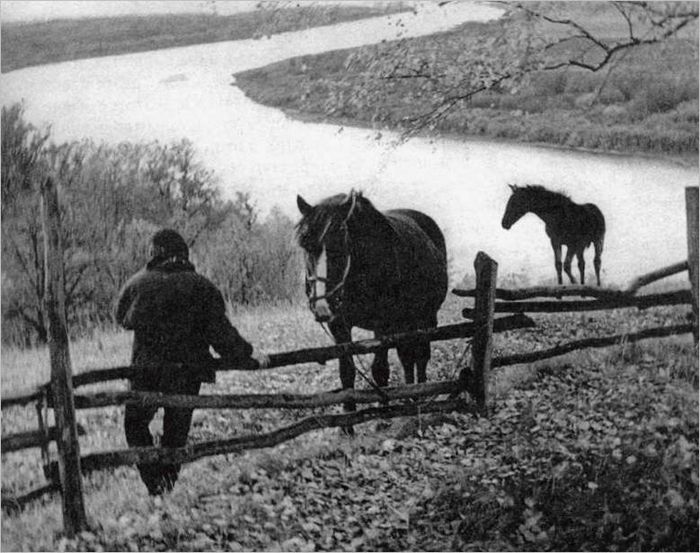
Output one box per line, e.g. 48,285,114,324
2,2,697,287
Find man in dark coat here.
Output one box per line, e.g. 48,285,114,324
116,229,266,495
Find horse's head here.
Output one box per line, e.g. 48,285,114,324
296,191,360,323
501,184,528,230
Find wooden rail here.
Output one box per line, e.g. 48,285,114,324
71,380,458,410
1,389,45,409
1,314,535,409
2,425,87,454
626,261,689,295
492,323,694,368
2,484,59,514
462,289,691,318
453,261,689,300
44,398,473,476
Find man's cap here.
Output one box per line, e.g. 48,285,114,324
151,229,189,260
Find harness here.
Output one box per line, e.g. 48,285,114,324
305,192,357,313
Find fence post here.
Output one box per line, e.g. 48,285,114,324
471,251,498,413
40,177,88,536
687,186,699,345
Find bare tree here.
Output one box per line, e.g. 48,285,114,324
329,1,698,138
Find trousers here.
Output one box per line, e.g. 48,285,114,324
124,367,202,495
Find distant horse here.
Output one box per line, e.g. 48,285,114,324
296,190,448,404
501,184,606,286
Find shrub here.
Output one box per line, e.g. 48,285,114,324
529,70,569,97
1,105,304,346
564,70,606,95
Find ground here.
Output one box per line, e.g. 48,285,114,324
1,297,697,551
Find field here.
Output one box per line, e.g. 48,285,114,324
235,16,699,158
2,294,697,551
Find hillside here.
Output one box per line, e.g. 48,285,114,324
235,17,699,158
2,298,697,550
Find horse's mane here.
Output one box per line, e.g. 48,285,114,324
518,184,573,208
296,191,366,248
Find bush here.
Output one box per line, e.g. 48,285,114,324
564,70,606,95
529,70,569,97
1,104,304,346
672,99,700,124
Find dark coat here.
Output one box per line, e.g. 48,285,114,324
115,259,253,383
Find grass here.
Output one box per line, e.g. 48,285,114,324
0,4,410,73
234,18,699,158
1,294,697,550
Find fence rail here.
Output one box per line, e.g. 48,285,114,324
1,314,535,410
492,323,694,368
44,398,473,478
453,260,689,301
2,425,87,454
461,289,691,317
72,380,459,410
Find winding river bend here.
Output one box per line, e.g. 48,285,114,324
2,3,697,286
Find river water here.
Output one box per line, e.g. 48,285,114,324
2,3,697,287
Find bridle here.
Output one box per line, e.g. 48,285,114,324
302,193,391,403
305,193,357,314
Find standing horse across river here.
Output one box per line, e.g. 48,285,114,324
501,184,606,286
296,190,448,407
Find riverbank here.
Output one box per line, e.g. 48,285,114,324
280,106,700,169
0,4,410,73
234,18,699,158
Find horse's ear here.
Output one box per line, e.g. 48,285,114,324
508,184,518,192
297,195,312,216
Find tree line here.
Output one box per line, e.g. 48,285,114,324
1,103,303,347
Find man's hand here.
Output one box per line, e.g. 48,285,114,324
252,352,271,370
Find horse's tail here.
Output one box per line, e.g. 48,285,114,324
584,203,606,244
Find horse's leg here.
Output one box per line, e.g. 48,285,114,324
371,337,390,387
593,237,604,286
563,248,577,284
577,248,586,285
551,240,563,285
329,318,356,415
397,342,416,385
414,314,436,383
414,340,431,384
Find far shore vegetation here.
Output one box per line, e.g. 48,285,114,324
235,19,699,159
0,4,410,73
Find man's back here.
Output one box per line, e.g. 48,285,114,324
116,258,253,372
117,261,218,363
115,228,258,495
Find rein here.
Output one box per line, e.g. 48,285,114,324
305,192,357,311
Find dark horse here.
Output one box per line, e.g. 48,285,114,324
501,184,606,286
296,190,448,401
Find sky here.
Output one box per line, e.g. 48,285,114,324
0,0,390,23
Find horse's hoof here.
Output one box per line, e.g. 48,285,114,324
339,426,355,437
374,420,392,432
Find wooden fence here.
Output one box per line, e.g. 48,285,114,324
1,186,697,538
